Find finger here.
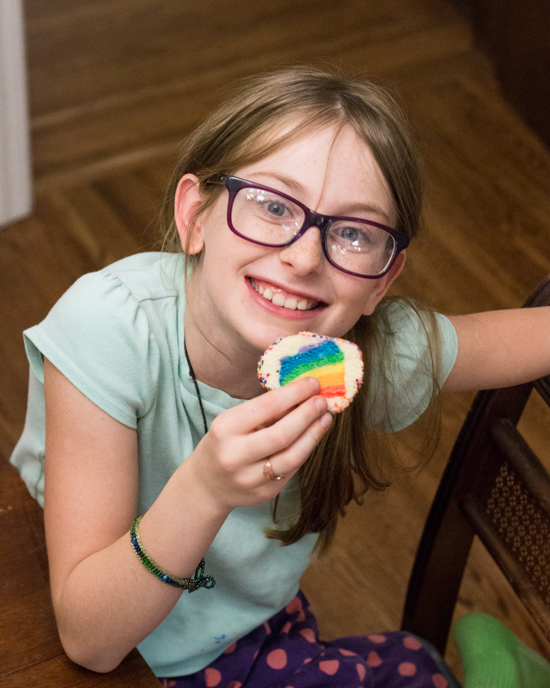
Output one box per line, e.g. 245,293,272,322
263,411,333,480
218,377,321,435
251,393,329,460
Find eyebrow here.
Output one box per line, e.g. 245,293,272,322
339,202,392,221
248,171,306,195
249,171,392,223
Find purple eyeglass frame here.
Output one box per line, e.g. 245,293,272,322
209,175,410,279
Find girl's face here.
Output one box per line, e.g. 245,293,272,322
177,121,405,357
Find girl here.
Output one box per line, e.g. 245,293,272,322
10,67,550,687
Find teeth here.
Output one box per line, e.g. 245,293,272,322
284,298,297,310
250,278,317,311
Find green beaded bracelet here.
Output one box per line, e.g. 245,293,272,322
130,515,215,592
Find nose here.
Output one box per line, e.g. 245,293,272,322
278,225,324,276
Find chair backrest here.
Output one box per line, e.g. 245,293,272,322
401,275,550,655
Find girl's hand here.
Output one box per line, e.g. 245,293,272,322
183,377,332,512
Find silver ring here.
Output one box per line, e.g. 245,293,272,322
263,460,284,481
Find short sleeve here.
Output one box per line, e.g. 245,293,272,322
367,301,458,432
24,270,161,428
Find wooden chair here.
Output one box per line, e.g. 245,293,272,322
401,275,550,661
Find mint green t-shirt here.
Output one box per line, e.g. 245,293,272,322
10,252,458,677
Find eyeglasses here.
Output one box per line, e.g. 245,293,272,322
208,175,409,279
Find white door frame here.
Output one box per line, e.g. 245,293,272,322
0,0,32,228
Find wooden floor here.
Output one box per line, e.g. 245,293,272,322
2,0,550,680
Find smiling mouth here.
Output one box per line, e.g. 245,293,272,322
249,278,321,311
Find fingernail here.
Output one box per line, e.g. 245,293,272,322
307,376,321,391
320,412,332,428
314,396,327,412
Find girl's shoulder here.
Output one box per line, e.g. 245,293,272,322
376,299,458,360
366,299,458,431
22,253,186,427
90,251,184,303
31,252,184,345
35,252,186,339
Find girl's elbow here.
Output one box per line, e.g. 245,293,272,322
59,631,125,674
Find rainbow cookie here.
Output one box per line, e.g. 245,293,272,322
257,332,364,413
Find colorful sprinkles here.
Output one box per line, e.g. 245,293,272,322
257,332,364,413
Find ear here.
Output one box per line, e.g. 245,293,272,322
362,251,406,316
174,174,205,255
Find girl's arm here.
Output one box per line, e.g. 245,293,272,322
44,357,227,673
44,359,330,673
443,306,550,393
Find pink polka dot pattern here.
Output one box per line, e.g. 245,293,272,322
339,648,356,656
204,667,221,687
357,663,367,682
398,661,418,677
266,648,287,670
299,627,316,643
285,597,302,615
158,592,452,688
432,674,449,688
319,659,340,675
367,651,382,667
403,636,423,650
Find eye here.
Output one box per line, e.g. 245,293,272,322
266,201,287,217
246,190,293,219
332,223,373,247
257,194,296,222
338,226,361,243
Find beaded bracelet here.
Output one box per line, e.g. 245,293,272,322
130,515,216,592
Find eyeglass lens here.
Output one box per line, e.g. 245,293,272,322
231,186,396,277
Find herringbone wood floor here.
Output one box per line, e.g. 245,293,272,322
2,0,550,680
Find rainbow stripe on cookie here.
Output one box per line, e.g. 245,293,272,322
257,332,364,413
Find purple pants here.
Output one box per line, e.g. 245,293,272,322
158,592,455,688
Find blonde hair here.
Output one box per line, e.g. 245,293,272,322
159,66,441,552
161,66,422,250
